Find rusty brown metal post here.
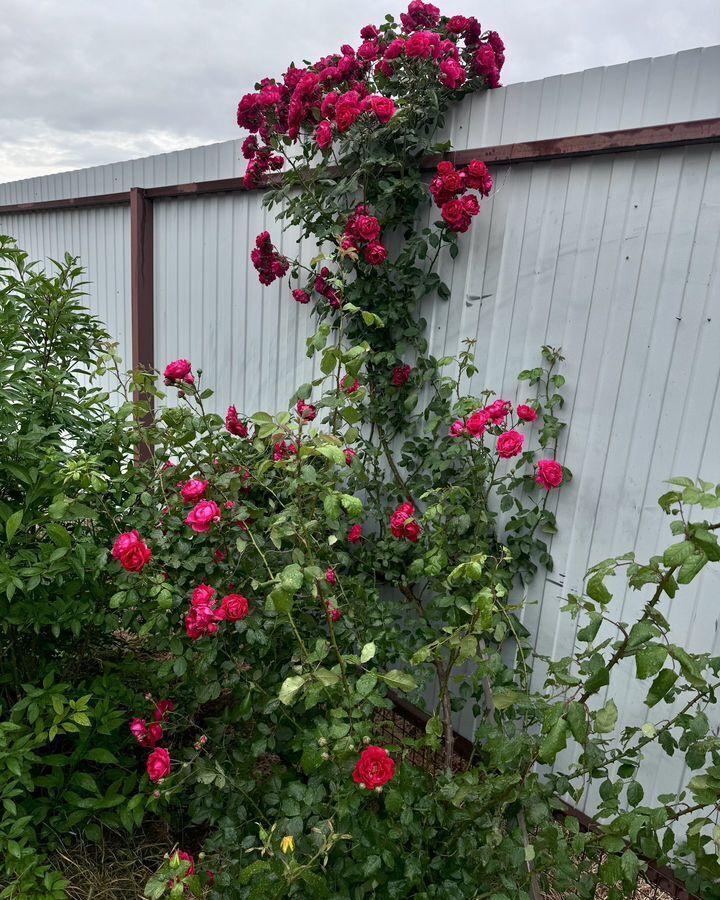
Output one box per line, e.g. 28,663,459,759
130,187,154,461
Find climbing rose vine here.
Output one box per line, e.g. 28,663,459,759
94,4,720,899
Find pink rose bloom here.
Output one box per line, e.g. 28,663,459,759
113,531,152,573
461,194,480,217
517,405,538,423
316,120,333,149
465,159,493,196
180,479,208,502
164,359,192,383
130,718,148,743
344,447,358,466
219,594,249,622
326,567,337,586
536,459,564,490
112,530,140,561
485,399,512,424
185,604,219,640
147,747,171,783
225,405,249,437
449,419,466,437
364,242,388,266
192,584,217,608
384,38,406,60
439,58,466,89
369,95,396,124
447,14,468,33
497,430,524,459
348,524,363,544
466,410,489,437
405,31,432,58
392,364,412,387
340,374,359,394
185,500,221,534
297,399,317,421
391,501,421,542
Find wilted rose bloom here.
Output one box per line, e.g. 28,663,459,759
344,448,358,466
536,459,564,490
185,500,221,534
497,430,524,458
225,405,249,436
180,479,208,502
273,440,298,462
292,288,311,304
185,604,220,640
392,364,412,387
154,700,174,722
213,548,227,564
353,746,395,789
517,404,538,422
325,567,337,586
147,747,171,783
348,524,363,543
340,374,359,394
297,399,317,421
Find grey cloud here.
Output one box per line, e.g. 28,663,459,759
1,0,718,182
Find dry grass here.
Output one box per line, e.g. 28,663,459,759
50,839,167,900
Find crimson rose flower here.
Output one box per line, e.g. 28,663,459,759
163,359,192,384
348,524,363,543
466,410,489,437
390,501,421,542
185,500,221,534
497,430,524,458
292,289,311,304
536,459,564,490
517,404,538,422
340,374,359,394
316,120,333,149
364,242,388,266
219,594,249,622
192,584,216,607
344,448,357,466
392,364,412,387
353,745,395,789
326,567,337,586
296,399,317,421
147,747,171,783
369,95,396,124
112,531,152,573
180,479,208,502
154,700,174,722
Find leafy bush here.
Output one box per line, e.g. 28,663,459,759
2,3,719,899
0,238,152,896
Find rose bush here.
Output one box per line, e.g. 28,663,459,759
2,3,719,898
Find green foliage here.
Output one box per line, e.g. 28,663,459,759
0,238,150,895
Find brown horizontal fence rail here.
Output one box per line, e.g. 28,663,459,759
1,114,716,898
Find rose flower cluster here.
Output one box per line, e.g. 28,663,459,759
251,231,289,286
450,399,564,489
431,159,493,233
185,584,250,641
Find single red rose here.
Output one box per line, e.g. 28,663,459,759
147,747,171,783
536,459,564,490
353,745,395,789
185,501,221,534
220,594,249,622
497,430,524,459
517,404,538,423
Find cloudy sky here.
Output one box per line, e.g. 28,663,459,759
1,0,718,184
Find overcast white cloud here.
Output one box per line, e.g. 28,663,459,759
1,0,718,183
